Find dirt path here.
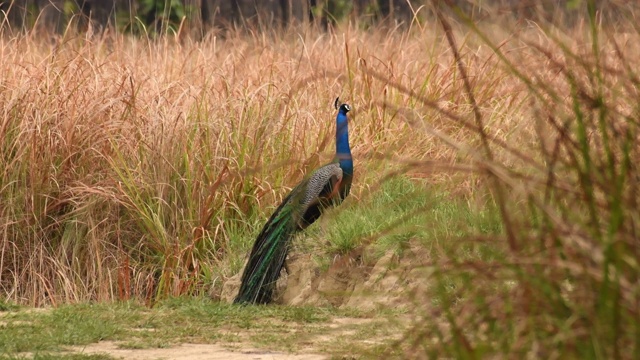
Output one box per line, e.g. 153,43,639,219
73,342,327,360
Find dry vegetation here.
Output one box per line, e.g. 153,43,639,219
0,20,474,306
1,3,639,358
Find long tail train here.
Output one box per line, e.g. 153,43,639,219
234,191,298,304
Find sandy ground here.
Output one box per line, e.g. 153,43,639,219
13,246,420,359
73,342,327,360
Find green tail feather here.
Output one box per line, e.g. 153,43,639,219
234,191,300,304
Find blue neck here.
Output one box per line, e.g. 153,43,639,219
336,110,353,176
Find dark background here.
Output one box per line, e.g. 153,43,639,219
0,0,630,35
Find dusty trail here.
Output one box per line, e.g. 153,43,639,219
73,342,326,360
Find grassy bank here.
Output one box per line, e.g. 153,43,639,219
0,297,395,359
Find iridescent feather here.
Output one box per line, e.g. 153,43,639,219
234,99,353,304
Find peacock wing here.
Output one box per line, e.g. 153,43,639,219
293,163,344,228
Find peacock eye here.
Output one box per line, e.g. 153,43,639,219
344,104,351,112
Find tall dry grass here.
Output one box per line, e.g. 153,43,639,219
0,22,486,306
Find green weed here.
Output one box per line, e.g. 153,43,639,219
0,298,385,358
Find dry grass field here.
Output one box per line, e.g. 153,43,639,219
1,4,639,358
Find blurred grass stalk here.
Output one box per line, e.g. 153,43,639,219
394,1,639,358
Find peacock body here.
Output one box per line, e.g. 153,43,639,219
234,99,353,304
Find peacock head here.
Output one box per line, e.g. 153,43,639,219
334,97,351,115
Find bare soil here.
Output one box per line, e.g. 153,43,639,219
222,242,429,311
73,342,327,360
72,245,425,359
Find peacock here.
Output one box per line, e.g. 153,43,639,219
234,98,353,304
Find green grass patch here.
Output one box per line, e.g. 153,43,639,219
0,304,135,354
0,297,392,358
304,175,503,267
0,301,19,312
